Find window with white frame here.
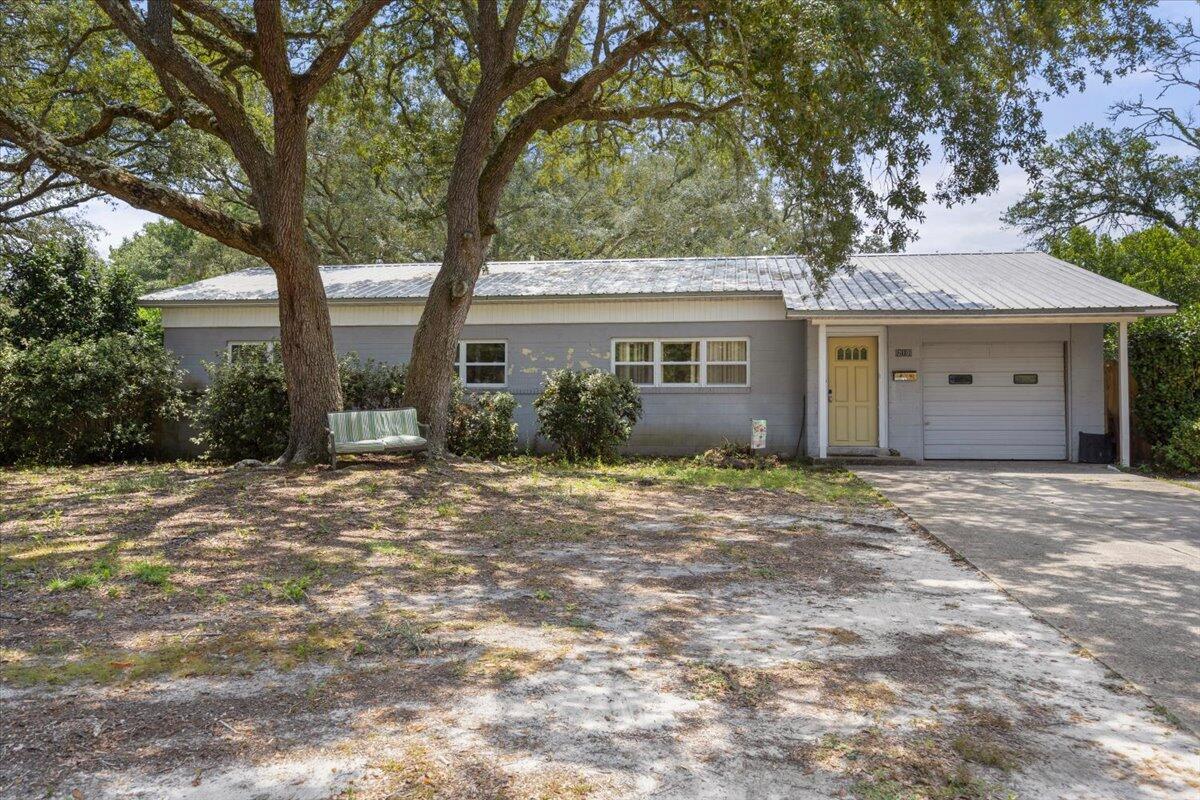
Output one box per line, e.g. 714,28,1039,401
706,339,749,385
613,340,655,385
661,340,701,385
227,341,274,362
453,341,507,386
611,338,749,387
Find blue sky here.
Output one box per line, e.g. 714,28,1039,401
83,0,1198,258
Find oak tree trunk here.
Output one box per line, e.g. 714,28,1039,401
404,222,489,455
265,101,343,465
273,248,343,464
402,84,505,454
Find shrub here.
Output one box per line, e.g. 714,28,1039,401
0,334,184,464
1128,307,1200,450
533,369,642,460
1,237,142,345
448,391,518,459
190,346,290,462
1156,417,1200,475
340,354,408,410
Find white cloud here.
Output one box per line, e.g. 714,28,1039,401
907,165,1033,253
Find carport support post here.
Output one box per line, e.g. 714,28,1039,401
1118,320,1130,468
817,322,828,459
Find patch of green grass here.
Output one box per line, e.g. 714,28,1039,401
950,735,1017,771
435,502,459,517
1150,703,1183,728
368,541,474,579
129,560,172,588
280,576,311,603
1,623,363,687
683,662,775,706
516,457,882,504
91,470,172,496
44,559,116,593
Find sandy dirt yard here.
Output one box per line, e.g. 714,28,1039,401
1,459,1197,800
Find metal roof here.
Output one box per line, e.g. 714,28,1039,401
139,252,1176,316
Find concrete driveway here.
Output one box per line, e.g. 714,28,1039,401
853,462,1200,734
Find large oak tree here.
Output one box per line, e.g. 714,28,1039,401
0,0,402,463
371,0,1164,451
1005,18,1198,245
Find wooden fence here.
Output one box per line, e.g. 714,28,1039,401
1104,360,1152,464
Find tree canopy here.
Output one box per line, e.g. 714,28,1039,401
1,237,142,346
1049,225,1200,310
110,139,796,286
0,0,1171,458
1005,18,1198,244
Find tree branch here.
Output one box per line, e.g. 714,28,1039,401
253,0,294,98
506,0,590,94
94,0,273,188
61,103,180,147
499,0,531,59
0,109,269,258
298,0,395,104
173,0,258,51
572,96,741,125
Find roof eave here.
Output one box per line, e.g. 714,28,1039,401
787,306,1177,321
138,290,786,308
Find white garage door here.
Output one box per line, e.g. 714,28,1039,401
922,342,1066,460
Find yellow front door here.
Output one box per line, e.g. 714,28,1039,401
828,337,878,447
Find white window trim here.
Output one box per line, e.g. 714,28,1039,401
611,339,657,386
455,340,508,388
610,337,750,388
226,340,275,360
659,338,702,386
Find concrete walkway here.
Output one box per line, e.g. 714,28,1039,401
853,462,1200,733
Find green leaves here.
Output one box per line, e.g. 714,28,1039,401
0,333,185,464
1006,127,1200,245
533,369,643,461
1,237,145,346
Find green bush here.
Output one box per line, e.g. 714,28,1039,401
340,354,408,410
533,369,642,460
1128,306,1200,449
0,334,184,464
448,391,518,459
1156,417,1200,475
1,237,142,345
190,346,290,462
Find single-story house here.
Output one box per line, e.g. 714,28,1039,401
139,252,1175,464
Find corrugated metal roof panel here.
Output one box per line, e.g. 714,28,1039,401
139,252,1176,314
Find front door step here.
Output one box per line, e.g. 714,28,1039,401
814,454,918,466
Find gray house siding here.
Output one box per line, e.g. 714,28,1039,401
802,322,1106,462
166,320,808,455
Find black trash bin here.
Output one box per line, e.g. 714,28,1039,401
1078,432,1114,464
